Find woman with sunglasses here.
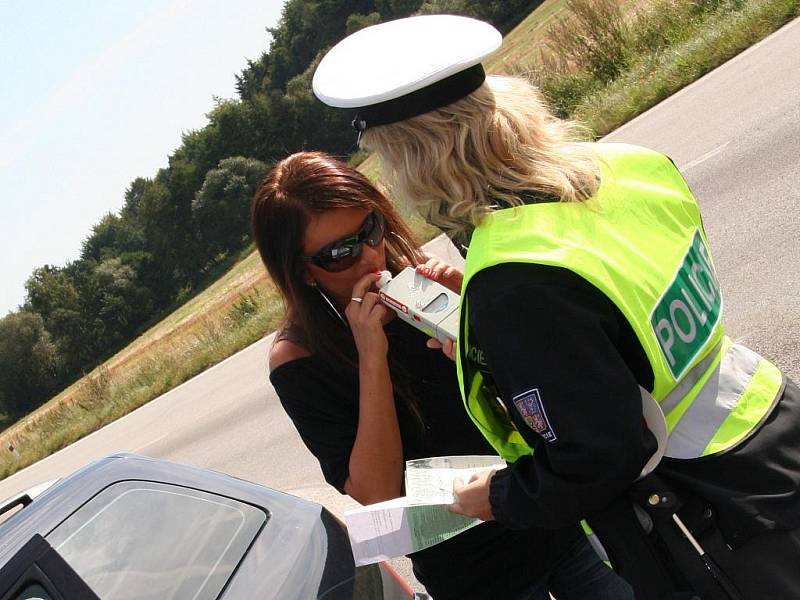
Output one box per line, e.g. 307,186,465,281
251,151,634,600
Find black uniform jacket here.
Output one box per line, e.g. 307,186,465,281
466,262,800,547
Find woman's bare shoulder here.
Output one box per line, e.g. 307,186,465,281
269,338,312,371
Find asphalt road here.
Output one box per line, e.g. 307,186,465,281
1,17,798,594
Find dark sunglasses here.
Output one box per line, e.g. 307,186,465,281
304,211,386,272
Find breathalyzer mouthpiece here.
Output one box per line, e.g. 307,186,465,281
377,270,393,288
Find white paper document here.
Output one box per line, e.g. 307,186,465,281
345,496,479,566
344,455,505,565
404,455,506,504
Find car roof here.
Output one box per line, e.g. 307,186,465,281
0,453,357,599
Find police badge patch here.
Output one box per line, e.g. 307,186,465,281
512,388,557,443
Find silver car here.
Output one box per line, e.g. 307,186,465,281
0,453,424,599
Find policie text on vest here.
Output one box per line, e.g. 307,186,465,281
650,230,722,380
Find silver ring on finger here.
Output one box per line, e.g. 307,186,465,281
350,297,363,304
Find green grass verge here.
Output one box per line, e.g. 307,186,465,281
577,0,800,135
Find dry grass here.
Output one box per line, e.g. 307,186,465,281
484,0,569,74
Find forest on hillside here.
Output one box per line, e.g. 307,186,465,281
0,0,539,426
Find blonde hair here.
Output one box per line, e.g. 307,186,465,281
363,75,600,240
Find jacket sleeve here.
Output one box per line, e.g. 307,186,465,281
467,264,657,529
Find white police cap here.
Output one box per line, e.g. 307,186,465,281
313,15,502,133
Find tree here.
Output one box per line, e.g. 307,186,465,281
81,213,145,262
132,175,185,304
0,311,60,418
236,53,272,100
237,0,383,98
417,0,541,31
24,265,84,372
282,54,360,157
76,257,155,353
346,12,380,34
121,177,151,221
375,0,422,18
192,157,269,263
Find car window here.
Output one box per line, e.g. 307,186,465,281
45,481,267,600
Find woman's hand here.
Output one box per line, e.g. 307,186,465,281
343,271,403,504
416,254,463,294
345,271,389,359
449,470,496,521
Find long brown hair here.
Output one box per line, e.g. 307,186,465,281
252,151,425,366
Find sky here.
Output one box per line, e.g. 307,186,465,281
0,0,284,317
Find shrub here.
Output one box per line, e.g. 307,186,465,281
229,291,262,328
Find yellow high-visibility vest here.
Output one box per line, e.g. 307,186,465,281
456,143,784,462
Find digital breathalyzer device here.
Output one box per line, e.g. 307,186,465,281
377,267,460,344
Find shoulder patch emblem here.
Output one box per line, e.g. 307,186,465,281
512,388,557,443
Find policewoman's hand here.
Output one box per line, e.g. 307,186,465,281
416,254,463,294
449,470,496,522
417,256,460,361
346,271,389,359
426,337,456,361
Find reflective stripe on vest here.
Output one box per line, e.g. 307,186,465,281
665,340,783,458
456,143,784,462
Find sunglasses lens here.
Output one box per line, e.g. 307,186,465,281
365,212,385,247
319,244,362,272
310,211,385,272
